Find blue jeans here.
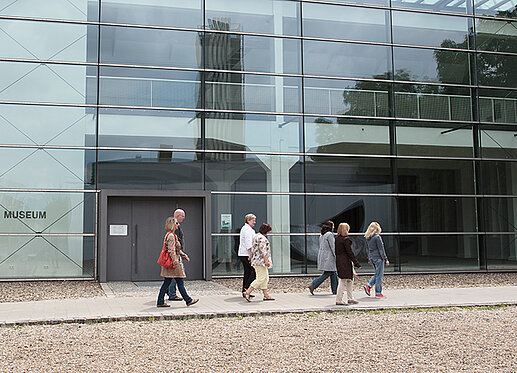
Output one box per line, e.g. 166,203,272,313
157,278,192,305
167,278,178,298
367,259,385,295
311,271,338,294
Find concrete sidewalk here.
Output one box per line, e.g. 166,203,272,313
0,285,516,326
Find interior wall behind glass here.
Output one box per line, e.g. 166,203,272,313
211,194,304,274
205,0,300,36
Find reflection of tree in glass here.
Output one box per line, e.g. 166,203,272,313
341,70,440,119
435,8,517,88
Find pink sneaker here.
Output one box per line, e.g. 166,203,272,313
375,294,386,298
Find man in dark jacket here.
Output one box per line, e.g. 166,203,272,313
168,209,186,301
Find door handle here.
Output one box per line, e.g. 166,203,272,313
133,224,138,274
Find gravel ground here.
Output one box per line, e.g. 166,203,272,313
0,306,515,372
0,273,515,302
214,272,517,294
0,280,104,303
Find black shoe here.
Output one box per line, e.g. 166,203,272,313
308,285,314,295
157,303,170,308
186,298,199,306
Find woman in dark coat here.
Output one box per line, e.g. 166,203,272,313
335,223,361,305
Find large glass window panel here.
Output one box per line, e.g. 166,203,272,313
306,195,396,270
392,12,469,49
476,18,517,54
0,20,97,63
0,235,95,278
480,127,517,158
99,67,200,109
394,47,471,85
205,153,303,193
395,84,472,121
101,0,202,29
0,0,96,22
302,3,390,43
396,124,474,157
474,0,517,18
477,53,517,88
0,104,96,147
304,78,390,118
392,0,469,14
305,156,393,194
479,89,517,124
0,148,94,189
483,198,517,232
205,32,301,74
211,194,304,274
398,197,477,232
305,195,395,234
205,74,301,113
398,159,475,195
304,40,391,80
205,114,302,153
96,150,202,190
481,160,517,195
100,26,200,69
206,0,300,36
485,234,517,270
211,194,303,233
98,109,200,149
0,61,94,105
326,0,389,7
399,234,479,272
0,192,95,234
212,234,304,275
305,117,391,155
307,233,396,273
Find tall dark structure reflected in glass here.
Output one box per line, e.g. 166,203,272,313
0,0,516,279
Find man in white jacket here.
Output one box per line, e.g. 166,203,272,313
238,213,256,297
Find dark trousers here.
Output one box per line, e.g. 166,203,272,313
157,277,192,305
239,256,256,292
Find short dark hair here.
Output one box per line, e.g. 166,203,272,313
258,223,272,235
320,220,334,235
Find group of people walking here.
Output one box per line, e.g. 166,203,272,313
308,220,389,304
156,209,389,307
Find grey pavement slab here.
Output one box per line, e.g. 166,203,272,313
0,286,516,326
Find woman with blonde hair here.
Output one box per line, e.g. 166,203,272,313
157,217,199,307
363,222,389,298
335,223,361,305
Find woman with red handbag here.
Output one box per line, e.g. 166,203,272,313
157,217,199,307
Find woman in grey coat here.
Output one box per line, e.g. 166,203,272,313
308,221,338,295
363,221,389,298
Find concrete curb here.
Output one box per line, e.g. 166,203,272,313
2,301,515,328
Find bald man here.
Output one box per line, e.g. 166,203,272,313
167,208,186,301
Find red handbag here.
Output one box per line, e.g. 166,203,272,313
157,232,174,268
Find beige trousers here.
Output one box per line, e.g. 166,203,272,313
250,265,269,290
336,278,354,304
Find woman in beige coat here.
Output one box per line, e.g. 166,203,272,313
157,217,199,307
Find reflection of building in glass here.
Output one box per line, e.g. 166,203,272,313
0,0,516,280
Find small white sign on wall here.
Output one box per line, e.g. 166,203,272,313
109,224,128,236
220,214,232,230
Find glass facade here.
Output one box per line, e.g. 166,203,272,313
1,0,517,279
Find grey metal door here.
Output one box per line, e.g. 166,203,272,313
107,197,204,281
